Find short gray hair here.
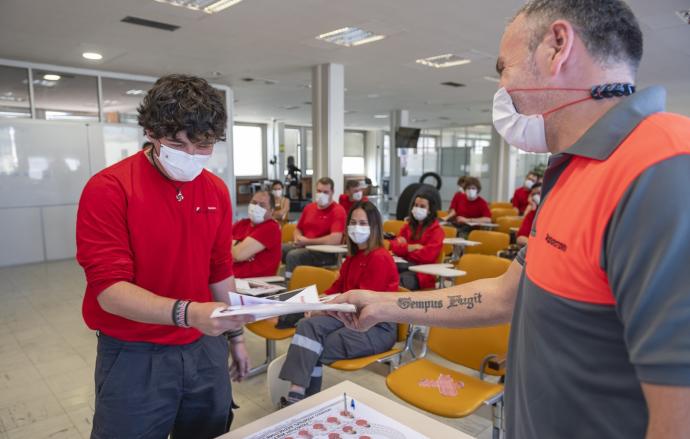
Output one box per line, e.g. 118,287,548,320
517,0,643,72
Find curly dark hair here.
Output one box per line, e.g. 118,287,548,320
137,74,227,142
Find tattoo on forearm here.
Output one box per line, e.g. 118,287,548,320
447,292,483,310
397,297,443,313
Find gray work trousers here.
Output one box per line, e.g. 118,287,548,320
281,244,338,276
279,315,396,393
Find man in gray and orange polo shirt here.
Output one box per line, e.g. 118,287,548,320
332,1,690,438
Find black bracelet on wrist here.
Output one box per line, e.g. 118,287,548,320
225,328,244,339
172,299,182,326
183,301,192,327
173,299,191,328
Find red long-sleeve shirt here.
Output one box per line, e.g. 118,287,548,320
324,247,399,294
232,218,281,278
390,220,444,289
76,151,234,345
338,194,369,216
450,193,492,219
512,187,530,215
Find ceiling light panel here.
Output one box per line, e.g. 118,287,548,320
153,0,243,14
416,54,471,68
316,27,385,47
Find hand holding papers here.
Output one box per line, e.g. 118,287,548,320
211,285,356,320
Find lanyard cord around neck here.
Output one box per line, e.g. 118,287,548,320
148,148,186,202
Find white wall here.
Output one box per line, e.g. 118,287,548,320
0,119,234,268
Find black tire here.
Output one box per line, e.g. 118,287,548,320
396,183,442,220
419,172,442,190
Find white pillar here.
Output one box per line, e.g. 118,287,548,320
389,109,409,201
311,63,345,196
275,121,285,182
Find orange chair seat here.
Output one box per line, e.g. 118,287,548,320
328,348,401,371
246,319,296,340
386,358,503,418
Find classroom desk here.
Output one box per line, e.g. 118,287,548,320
305,244,348,267
241,275,285,284
409,263,466,288
218,380,472,439
466,222,499,230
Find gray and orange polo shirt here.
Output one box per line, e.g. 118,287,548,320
505,86,690,438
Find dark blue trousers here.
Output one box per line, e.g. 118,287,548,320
91,332,232,439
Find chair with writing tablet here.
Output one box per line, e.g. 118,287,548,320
386,323,510,439
464,230,510,256
245,266,338,377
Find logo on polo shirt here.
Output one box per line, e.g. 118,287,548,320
545,233,567,252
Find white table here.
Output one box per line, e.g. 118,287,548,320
305,244,348,267
218,380,471,439
241,275,285,284
409,263,466,288
443,237,481,260
443,237,480,247
466,221,499,230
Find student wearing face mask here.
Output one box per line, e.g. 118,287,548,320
271,180,290,223
511,172,539,214
278,201,398,407
390,189,445,290
339,179,368,214
281,177,346,279
516,183,542,246
76,75,251,439
232,190,282,278
445,176,492,234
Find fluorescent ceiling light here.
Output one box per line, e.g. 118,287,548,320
316,27,386,47
374,114,388,119
126,89,147,96
82,52,103,60
416,54,471,68
154,0,243,14
43,74,61,81
483,76,500,83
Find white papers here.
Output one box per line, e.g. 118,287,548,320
235,278,285,296
210,285,356,319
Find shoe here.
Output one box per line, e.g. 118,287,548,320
279,396,293,409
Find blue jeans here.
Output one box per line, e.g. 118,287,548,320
91,332,232,439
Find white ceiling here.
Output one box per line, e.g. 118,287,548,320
0,0,688,130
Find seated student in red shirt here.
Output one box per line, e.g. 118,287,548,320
516,182,542,246
281,177,346,279
442,176,469,222
232,190,281,278
511,171,539,214
390,188,445,290
445,176,492,230
339,179,368,215
278,200,399,406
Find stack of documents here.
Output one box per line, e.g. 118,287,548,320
211,285,356,319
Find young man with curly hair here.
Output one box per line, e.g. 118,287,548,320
77,74,251,439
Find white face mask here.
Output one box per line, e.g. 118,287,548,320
316,192,331,207
347,225,370,244
248,203,267,224
492,87,549,153
272,189,283,200
411,207,428,221
157,144,211,182
532,194,541,205
352,191,363,201
466,189,478,201
524,179,535,190
457,186,465,193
